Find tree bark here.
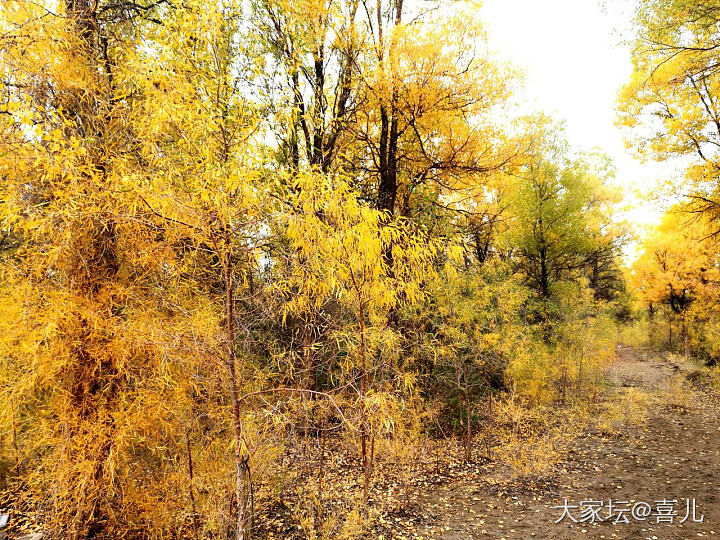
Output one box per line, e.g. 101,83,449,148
222,235,252,540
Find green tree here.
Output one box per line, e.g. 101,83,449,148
504,149,619,301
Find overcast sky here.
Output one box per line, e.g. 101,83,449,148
479,0,677,258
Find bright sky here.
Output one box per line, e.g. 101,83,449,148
479,0,678,259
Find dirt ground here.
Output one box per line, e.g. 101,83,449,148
381,347,720,540
3,347,718,540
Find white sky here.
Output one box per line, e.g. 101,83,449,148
479,0,678,260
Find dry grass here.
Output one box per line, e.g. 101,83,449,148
595,387,652,435
491,399,581,479
496,431,562,478
663,373,692,410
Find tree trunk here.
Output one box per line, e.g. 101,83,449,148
464,393,472,463
540,246,549,298
358,298,370,509
222,238,252,540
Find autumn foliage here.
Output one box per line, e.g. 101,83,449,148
0,0,663,539
620,0,720,364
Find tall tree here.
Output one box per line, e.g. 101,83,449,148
351,3,522,220
253,0,361,172
633,206,720,353
1,1,265,537
503,143,619,300
0,0,180,536
619,0,720,231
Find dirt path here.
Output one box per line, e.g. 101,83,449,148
383,347,720,540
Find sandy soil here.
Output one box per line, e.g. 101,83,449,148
381,347,720,540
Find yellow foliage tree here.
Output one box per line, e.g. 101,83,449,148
0,0,266,537
278,172,437,506
619,0,720,228
633,207,720,356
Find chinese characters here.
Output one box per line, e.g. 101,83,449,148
554,498,704,525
